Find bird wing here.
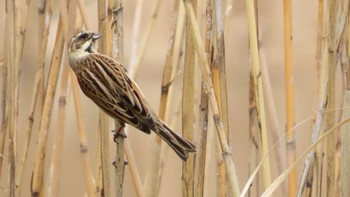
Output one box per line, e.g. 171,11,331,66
76,53,157,134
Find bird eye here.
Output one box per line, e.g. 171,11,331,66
79,33,88,40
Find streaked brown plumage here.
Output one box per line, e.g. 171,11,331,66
68,31,196,161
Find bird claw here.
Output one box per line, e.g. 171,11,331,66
112,127,127,142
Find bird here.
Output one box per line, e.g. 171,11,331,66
68,31,196,161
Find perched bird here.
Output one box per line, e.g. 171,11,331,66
68,31,196,161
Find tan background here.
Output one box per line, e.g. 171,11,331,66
0,0,322,196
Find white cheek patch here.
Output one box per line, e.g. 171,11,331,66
81,40,92,51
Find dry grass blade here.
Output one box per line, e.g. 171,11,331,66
245,0,271,190
182,0,240,195
261,116,350,197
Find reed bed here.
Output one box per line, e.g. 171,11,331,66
1,0,349,197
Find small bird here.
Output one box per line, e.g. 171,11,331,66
68,31,196,161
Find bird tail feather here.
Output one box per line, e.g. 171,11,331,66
155,123,196,161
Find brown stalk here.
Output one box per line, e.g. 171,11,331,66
98,0,111,196
245,0,271,190
31,0,62,195
181,0,197,196
4,0,16,195
194,1,212,196
183,0,240,195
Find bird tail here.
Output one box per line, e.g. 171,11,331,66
155,123,196,161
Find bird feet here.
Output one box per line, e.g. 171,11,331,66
112,126,127,142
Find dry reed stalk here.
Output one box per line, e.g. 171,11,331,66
108,0,127,196
325,1,339,196
297,1,328,196
181,0,197,195
211,0,231,195
95,131,103,196
46,61,70,197
260,46,288,194
97,0,112,196
77,0,91,30
66,1,97,196
194,1,212,196
248,36,260,197
31,0,62,195
223,0,232,36
129,0,144,70
124,140,145,197
296,86,328,197
182,0,240,195
16,7,58,197
340,13,350,197
128,0,161,79
71,74,97,197
4,0,16,195
66,74,96,195
12,0,33,191
46,1,80,196
143,1,185,196
245,0,271,190
340,80,350,197
283,0,297,195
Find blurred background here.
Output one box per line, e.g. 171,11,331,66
0,0,323,196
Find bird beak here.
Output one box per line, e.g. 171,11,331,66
92,33,101,40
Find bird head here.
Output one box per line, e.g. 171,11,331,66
68,31,101,66
68,31,101,54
